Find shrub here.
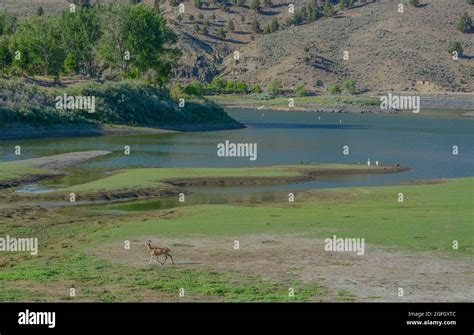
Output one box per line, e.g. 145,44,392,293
448,42,464,56
251,84,263,94
268,80,283,96
184,80,205,96
457,12,472,33
328,84,342,95
294,84,307,97
343,79,357,94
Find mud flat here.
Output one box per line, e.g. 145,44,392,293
0,151,111,188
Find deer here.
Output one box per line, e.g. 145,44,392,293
145,240,174,265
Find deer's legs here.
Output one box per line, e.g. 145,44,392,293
157,255,164,265
163,254,168,265
168,254,175,265
149,255,154,264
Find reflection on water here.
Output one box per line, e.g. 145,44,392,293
3,109,473,196
105,189,288,212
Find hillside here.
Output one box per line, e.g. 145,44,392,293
2,0,473,94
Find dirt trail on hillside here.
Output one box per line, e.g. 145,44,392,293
94,235,473,302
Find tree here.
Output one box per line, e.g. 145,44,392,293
263,0,272,7
10,16,64,76
37,6,44,16
251,18,261,33
63,52,77,75
217,27,226,38
457,12,472,33
448,41,463,56
227,19,234,31
194,0,202,9
98,5,180,85
207,77,227,93
59,7,101,77
323,0,335,17
466,0,474,4
250,0,260,13
408,0,419,7
270,18,279,32
340,0,346,10
236,0,246,6
268,80,282,95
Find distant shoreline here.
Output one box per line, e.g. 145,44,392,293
208,94,474,115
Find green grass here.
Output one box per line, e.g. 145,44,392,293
90,177,474,256
0,252,327,302
62,164,389,193
0,177,471,302
207,95,379,107
0,162,56,183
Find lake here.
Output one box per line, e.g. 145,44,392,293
1,109,473,206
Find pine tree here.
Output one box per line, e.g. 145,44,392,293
457,12,472,33
227,19,234,31
251,18,261,33
323,0,335,17
250,0,260,13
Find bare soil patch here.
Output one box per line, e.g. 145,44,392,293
92,235,473,302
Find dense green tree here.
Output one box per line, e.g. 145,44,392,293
59,7,101,77
10,16,64,76
98,5,180,85
408,0,419,7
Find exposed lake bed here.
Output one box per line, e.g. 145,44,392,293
0,108,472,302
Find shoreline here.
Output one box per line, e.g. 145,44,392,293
0,123,244,141
209,93,474,115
